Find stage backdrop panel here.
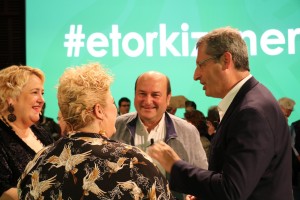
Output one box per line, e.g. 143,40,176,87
26,0,300,123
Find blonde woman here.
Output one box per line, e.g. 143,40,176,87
0,65,53,200
18,63,174,200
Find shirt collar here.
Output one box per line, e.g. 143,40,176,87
137,113,165,133
218,74,252,121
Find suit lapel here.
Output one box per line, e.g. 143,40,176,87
217,77,259,130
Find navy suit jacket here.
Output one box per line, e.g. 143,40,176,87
170,77,292,200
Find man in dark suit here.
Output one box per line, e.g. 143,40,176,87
292,119,300,200
148,27,292,200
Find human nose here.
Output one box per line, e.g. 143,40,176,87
144,95,153,104
193,67,201,81
38,93,45,104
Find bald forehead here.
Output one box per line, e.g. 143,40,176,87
138,71,167,82
135,71,170,94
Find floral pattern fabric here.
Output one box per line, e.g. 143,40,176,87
18,132,174,200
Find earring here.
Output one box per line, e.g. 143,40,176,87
7,104,16,122
99,129,107,137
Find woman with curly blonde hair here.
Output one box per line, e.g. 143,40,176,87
18,63,174,200
0,65,53,200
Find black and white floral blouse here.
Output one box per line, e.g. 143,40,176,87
18,132,174,200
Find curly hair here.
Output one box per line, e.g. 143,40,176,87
57,63,113,131
0,65,45,113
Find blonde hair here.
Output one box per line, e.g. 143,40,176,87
57,63,113,131
278,97,295,110
0,65,45,113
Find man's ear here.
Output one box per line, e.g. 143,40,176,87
166,93,172,106
222,51,232,70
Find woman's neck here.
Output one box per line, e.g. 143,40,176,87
1,115,43,152
77,124,107,138
2,115,32,136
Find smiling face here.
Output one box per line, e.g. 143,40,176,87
134,72,171,127
11,74,45,127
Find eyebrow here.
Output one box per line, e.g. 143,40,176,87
27,88,44,94
152,91,162,95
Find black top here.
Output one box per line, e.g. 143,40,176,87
0,119,53,196
38,116,61,141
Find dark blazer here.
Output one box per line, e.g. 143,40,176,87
292,120,300,185
170,77,292,200
293,120,300,155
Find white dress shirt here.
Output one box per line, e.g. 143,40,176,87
218,74,252,121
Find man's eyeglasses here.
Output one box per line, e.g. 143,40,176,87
196,56,217,68
121,104,130,107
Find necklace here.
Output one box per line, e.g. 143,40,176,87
1,115,13,130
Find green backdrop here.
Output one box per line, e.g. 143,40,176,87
26,0,300,124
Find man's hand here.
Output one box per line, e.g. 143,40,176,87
147,141,181,173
